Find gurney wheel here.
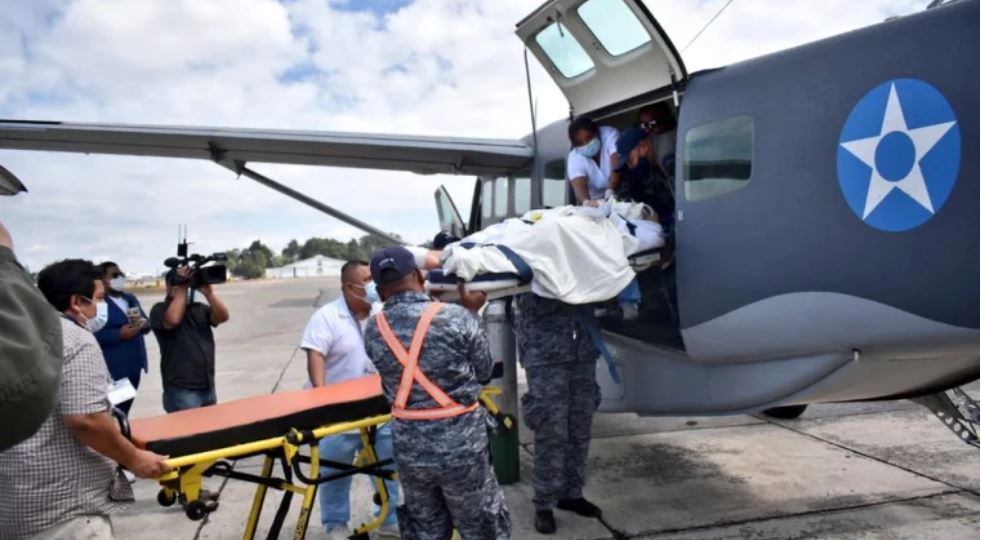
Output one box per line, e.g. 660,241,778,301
157,489,177,507
185,500,209,521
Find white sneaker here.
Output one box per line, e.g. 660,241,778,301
325,526,350,540
375,524,401,538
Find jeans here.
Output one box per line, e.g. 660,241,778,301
618,278,642,308
319,424,399,531
162,385,216,413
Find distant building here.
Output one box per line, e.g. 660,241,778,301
264,255,346,279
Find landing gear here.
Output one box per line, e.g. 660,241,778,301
763,404,808,419
912,387,979,447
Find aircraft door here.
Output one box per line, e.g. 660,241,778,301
516,0,687,115
434,185,466,238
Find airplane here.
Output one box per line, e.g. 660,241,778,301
0,0,977,444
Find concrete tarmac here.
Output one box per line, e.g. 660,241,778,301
115,277,979,539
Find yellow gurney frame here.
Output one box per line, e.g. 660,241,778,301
150,387,511,540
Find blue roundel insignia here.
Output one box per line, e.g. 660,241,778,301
837,78,960,232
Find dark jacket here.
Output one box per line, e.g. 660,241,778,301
94,292,150,382
0,246,62,452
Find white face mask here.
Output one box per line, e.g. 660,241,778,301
79,297,109,333
109,277,126,292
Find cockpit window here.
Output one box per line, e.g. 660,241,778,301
578,0,651,56
535,22,594,78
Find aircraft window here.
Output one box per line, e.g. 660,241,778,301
543,180,567,208
535,22,594,78
482,180,494,219
683,116,753,202
494,177,508,217
543,159,567,208
578,0,651,57
514,176,532,215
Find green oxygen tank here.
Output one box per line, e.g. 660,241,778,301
483,299,521,485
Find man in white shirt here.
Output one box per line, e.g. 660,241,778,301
300,261,400,539
566,117,621,206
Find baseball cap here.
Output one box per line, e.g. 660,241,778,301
370,246,418,286
615,127,648,170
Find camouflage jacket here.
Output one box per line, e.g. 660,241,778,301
513,293,599,368
364,291,493,467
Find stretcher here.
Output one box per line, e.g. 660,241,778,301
125,375,511,540
425,247,663,301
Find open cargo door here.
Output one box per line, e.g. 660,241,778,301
516,0,688,115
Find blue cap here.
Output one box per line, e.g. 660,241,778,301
370,246,417,285
432,231,460,250
615,127,648,170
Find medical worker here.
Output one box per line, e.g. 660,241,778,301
566,117,620,206
363,247,511,540
300,260,400,539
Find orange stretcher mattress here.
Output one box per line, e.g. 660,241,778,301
130,375,389,457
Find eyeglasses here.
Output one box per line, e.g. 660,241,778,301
111,272,125,278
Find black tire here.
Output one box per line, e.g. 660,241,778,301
185,500,208,521
763,404,808,419
157,489,177,507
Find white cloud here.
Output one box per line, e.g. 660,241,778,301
0,0,925,273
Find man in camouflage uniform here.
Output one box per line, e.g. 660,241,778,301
363,246,511,540
514,293,603,535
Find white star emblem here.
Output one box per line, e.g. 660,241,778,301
840,83,956,219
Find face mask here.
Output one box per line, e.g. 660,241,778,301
79,296,109,333
109,277,126,292
352,282,380,304
575,137,601,158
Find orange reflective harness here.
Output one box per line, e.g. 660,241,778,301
375,302,479,420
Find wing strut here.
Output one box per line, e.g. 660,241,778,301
218,158,406,246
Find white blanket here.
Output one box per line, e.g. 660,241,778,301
441,202,664,305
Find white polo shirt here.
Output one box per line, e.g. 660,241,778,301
299,296,380,386
566,125,620,200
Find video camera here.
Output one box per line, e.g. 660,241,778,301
163,229,228,288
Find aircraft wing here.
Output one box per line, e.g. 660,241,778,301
0,119,533,176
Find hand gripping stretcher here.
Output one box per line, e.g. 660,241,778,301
123,375,511,540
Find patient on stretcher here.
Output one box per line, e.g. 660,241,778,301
420,200,664,306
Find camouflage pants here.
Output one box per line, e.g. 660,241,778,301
396,455,511,540
522,361,601,511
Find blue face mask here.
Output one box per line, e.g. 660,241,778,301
353,281,380,305
79,296,108,333
575,137,601,158
363,281,380,304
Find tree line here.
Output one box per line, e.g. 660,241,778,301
224,234,401,279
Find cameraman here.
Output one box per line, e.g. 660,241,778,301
149,266,230,413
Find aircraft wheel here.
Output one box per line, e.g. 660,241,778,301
157,489,177,507
763,404,808,420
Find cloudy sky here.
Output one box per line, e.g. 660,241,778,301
0,0,923,275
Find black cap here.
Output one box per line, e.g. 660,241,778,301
616,127,648,168
432,231,460,250
370,246,418,286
